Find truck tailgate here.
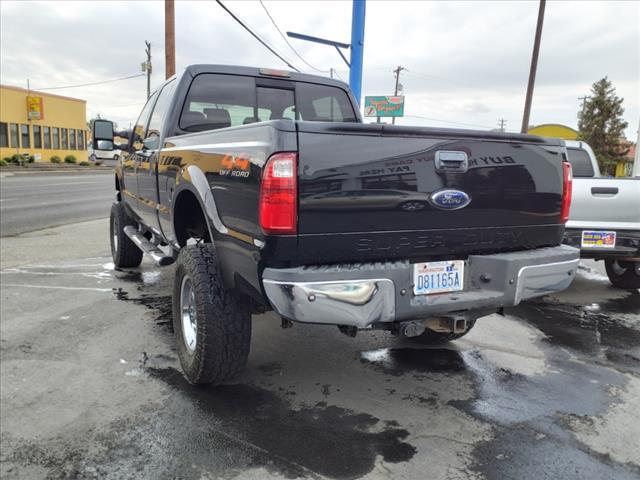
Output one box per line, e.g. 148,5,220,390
293,123,566,264
567,178,640,231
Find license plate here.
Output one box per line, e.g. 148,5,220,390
581,230,616,249
413,260,465,295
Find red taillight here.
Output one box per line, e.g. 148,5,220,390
560,161,573,223
259,152,297,234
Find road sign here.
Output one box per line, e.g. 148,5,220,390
364,96,404,117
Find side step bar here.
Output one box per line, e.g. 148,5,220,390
123,226,175,266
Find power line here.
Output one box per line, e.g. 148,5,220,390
36,73,146,91
498,118,507,132
215,0,300,72
258,0,329,73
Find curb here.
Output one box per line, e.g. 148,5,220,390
1,168,113,177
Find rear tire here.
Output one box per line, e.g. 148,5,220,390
173,244,251,385
110,202,143,268
407,319,477,345
605,259,640,289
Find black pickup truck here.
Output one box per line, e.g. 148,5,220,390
93,64,579,385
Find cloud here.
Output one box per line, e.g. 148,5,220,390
1,0,637,137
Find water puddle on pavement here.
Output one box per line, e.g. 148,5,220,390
360,347,466,376
145,366,417,479
508,292,640,372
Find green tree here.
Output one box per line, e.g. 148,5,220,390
578,77,629,175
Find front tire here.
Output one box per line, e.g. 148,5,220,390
110,202,143,268
605,259,640,289
407,319,477,345
173,244,251,385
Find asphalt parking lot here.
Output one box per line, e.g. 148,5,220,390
1,218,639,480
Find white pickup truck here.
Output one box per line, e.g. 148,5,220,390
563,140,640,289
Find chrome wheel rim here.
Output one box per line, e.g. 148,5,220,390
611,260,628,276
180,275,197,353
112,217,118,253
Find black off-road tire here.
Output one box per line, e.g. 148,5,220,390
173,244,252,385
407,319,477,345
605,260,640,290
110,202,143,268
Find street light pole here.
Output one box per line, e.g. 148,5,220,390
521,0,546,134
349,0,366,106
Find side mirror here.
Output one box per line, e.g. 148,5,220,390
92,120,114,151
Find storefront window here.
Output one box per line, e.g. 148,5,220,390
78,130,85,150
0,122,8,148
69,129,76,150
52,128,60,149
61,128,68,149
33,125,42,148
10,123,19,148
43,127,51,149
21,124,30,148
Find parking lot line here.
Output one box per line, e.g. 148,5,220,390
0,283,113,292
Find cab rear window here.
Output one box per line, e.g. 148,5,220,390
179,73,356,132
566,148,595,177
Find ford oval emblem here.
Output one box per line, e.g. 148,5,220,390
430,189,471,210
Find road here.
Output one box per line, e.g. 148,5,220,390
0,173,113,236
1,217,638,480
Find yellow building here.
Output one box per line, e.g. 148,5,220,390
527,124,579,140
0,84,88,162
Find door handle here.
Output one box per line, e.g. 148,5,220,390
434,150,469,173
591,187,618,195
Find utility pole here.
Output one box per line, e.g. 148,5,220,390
578,95,589,121
165,0,176,79
521,0,546,134
392,65,405,125
498,118,507,132
143,41,152,100
349,0,366,106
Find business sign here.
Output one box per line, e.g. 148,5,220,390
364,96,405,117
26,96,44,120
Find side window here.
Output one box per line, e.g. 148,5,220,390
180,74,256,131
132,91,159,150
146,80,177,148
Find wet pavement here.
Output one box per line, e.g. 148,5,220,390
1,250,639,479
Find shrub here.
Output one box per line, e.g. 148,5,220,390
64,155,77,164
50,155,62,163
79,161,90,166
95,160,103,166
27,155,35,163
0,159,7,167
10,154,22,164
2,156,12,163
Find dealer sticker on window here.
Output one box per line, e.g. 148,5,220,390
413,260,465,296
581,230,616,249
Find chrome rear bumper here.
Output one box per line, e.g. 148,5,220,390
262,245,579,328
